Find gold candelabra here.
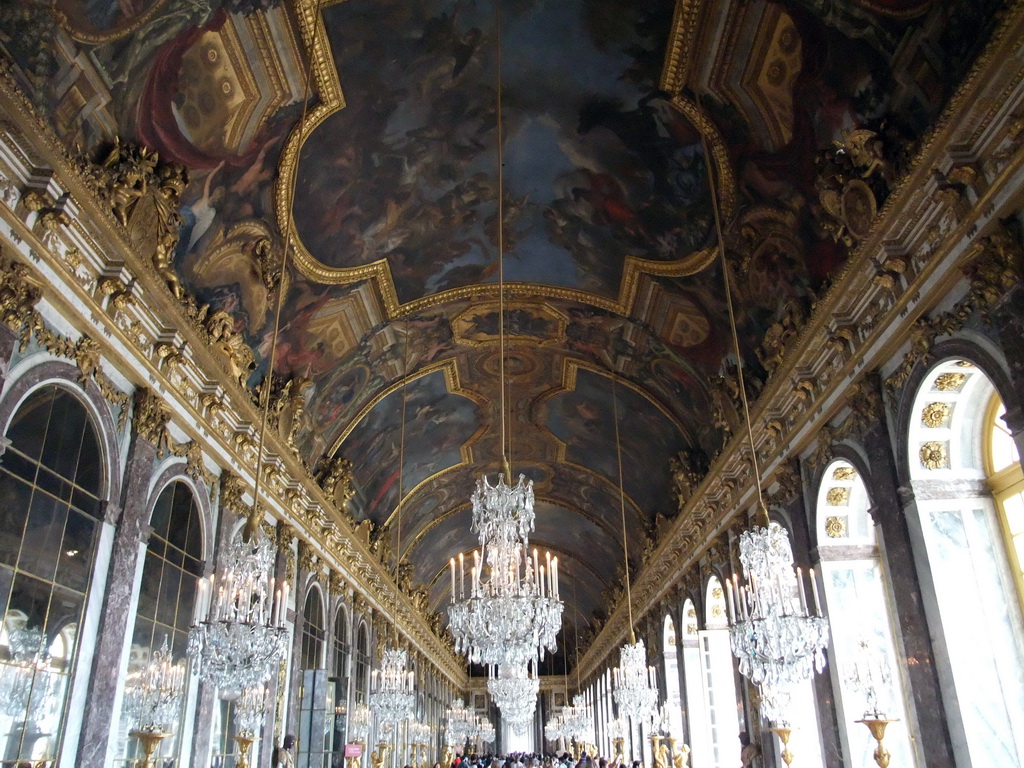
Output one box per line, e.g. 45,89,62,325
770,726,794,767
130,729,171,768
348,739,366,768
666,736,690,768
857,717,898,768
650,734,669,768
234,734,257,768
612,736,625,766
372,740,391,768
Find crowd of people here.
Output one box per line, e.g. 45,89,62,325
445,753,636,768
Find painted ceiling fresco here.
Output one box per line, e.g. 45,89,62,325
0,0,1004,667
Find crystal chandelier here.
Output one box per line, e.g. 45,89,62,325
447,0,563,669
233,684,268,737
0,626,57,719
369,647,415,728
562,694,594,745
612,638,659,725
445,698,476,745
544,710,565,742
447,476,563,665
726,514,829,724
123,636,186,732
187,527,289,698
474,716,496,746
350,703,372,743
409,720,431,746
487,662,538,733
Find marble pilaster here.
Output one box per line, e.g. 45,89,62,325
0,323,15,390
187,481,239,768
860,392,957,768
75,414,158,768
992,283,1024,458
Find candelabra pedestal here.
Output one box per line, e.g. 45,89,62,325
612,736,625,766
650,734,667,768
348,740,365,768
770,727,794,767
130,729,171,768
856,717,897,768
666,736,690,768
372,740,391,768
234,734,256,768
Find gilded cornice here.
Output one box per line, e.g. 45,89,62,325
0,65,467,689
576,4,1024,681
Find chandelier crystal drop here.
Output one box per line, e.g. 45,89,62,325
612,639,659,725
448,472,563,666
187,527,289,698
726,520,830,710
487,663,538,733
0,627,57,719
369,647,415,728
123,636,187,732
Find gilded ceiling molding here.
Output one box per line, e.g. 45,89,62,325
276,3,732,321
575,4,1024,681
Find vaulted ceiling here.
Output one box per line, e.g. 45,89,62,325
0,0,1002,669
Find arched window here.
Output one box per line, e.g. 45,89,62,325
695,578,739,768
354,622,370,705
679,599,707,765
985,396,1024,608
0,386,105,767
907,359,1024,766
662,615,684,739
121,480,204,764
330,606,351,768
301,587,326,670
816,460,917,768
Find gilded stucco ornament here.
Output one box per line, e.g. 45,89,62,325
132,387,171,444
316,456,356,511
832,466,858,481
669,450,703,511
919,441,949,470
825,516,847,538
814,127,904,246
922,401,952,428
0,251,42,330
825,487,850,506
934,372,967,392
757,298,807,375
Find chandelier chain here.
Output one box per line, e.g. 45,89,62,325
249,0,323,536
695,93,765,514
611,377,635,642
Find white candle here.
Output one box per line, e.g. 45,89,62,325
796,568,808,615
450,558,457,602
539,565,546,597
459,553,465,599
533,548,539,590
810,568,822,616
552,557,559,599
545,551,552,595
724,578,735,623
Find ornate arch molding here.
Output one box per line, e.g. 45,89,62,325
805,447,875,556
892,334,1017,488
145,461,217,562
0,357,123,505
